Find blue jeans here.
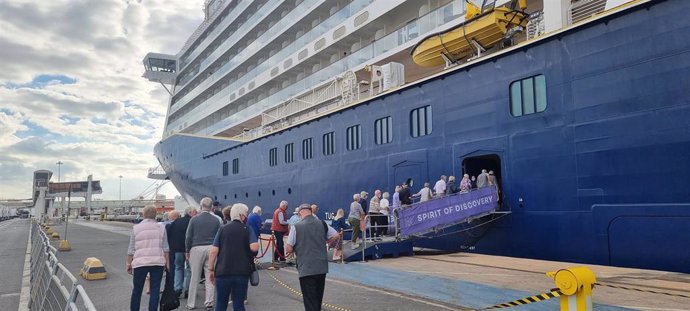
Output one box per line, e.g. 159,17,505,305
130,265,164,311
215,275,249,311
173,252,186,292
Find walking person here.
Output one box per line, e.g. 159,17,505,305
446,176,458,195
166,208,191,297
477,169,489,188
285,204,339,311
208,204,259,311
368,190,382,238
329,208,349,261
185,197,223,310
246,206,262,237
271,201,290,262
379,192,390,236
127,205,169,311
433,175,447,196
460,174,472,192
348,194,364,249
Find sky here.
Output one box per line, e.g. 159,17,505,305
0,0,205,200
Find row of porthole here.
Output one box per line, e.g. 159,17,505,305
223,188,292,200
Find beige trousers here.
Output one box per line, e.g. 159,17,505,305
186,245,214,308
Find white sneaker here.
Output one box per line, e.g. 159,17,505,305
351,243,359,249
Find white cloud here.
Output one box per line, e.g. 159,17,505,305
0,0,205,200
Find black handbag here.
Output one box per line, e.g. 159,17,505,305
250,262,259,286
160,271,180,311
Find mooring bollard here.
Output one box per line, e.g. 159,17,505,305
547,266,597,311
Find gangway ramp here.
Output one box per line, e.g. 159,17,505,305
342,187,505,262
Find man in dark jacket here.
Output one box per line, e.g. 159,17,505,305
167,207,196,297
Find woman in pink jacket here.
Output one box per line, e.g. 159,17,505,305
126,205,169,311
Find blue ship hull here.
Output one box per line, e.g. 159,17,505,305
156,0,690,273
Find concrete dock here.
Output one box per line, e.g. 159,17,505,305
10,218,690,310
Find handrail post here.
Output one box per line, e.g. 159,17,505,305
339,229,345,264
267,231,279,270
361,215,368,262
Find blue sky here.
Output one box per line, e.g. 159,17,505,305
0,0,205,201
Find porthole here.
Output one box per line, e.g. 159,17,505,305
288,188,292,194
224,195,227,200
245,192,249,198
272,190,276,196
234,194,237,199
258,191,262,197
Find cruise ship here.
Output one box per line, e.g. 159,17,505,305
145,0,690,273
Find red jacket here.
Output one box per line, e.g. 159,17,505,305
271,207,288,232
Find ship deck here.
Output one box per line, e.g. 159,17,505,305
13,218,690,310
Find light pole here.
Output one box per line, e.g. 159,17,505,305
119,175,123,201
56,161,63,182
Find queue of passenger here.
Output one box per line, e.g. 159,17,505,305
343,168,498,243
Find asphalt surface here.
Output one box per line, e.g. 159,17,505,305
0,219,29,311
47,220,459,311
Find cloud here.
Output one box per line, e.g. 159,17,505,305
0,0,205,200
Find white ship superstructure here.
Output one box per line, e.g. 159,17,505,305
145,0,501,139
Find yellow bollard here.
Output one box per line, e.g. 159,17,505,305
58,239,71,251
547,267,597,311
51,232,60,240
80,257,107,280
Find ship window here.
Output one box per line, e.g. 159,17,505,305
346,125,361,151
285,143,294,163
375,116,392,144
510,75,547,117
269,147,278,167
323,132,335,155
222,161,229,176
232,158,239,174
410,106,432,137
302,138,313,160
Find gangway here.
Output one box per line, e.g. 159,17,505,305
337,186,507,262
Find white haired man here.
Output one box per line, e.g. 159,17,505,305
271,201,289,262
285,204,339,311
348,194,364,249
185,197,222,310
434,175,447,196
208,203,259,311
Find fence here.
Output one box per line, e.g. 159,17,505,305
29,220,97,311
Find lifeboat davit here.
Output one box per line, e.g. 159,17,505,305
412,1,529,67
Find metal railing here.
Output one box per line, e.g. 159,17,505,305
29,220,96,311
360,213,399,262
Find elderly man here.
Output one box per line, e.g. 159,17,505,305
271,201,289,262
434,175,447,196
185,197,222,310
285,204,338,311
310,204,319,219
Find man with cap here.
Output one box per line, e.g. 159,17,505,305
286,204,339,311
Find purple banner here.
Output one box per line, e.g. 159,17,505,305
397,187,499,237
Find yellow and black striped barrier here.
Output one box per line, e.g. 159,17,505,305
473,289,562,310
264,269,351,311
594,282,690,299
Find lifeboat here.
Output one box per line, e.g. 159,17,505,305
412,0,529,67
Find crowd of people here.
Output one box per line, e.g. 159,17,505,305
126,169,497,311
342,169,499,248
127,198,338,311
